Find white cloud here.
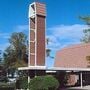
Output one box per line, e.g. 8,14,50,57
46,24,89,67
47,24,89,52
0,25,29,51
14,25,28,32
0,43,10,51
0,33,10,39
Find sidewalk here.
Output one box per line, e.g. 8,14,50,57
67,85,90,90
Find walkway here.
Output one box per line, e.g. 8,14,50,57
67,85,90,90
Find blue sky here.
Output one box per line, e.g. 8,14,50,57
0,0,90,67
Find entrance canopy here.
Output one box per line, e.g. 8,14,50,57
18,66,46,71
18,66,90,72
50,67,90,72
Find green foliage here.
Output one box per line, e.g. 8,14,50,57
0,82,15,90
86,56,90,67
79,16,90,25
3,32,28,78
46,49,51,57
29,76,47,90
86,56,90,63
44,75,59,90
79,16,90,66
46,38,51,57
0,65,8,82
16,76,28,90
3,32,28,68
9,32,27,61
46,38,54,58
0,50,2,63
29,75,59,90
79,16,90,43
80,29,90,43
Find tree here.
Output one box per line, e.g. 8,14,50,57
86,56,90,63
0,50,2,64
80,16,90,66
16,76,28,90
29,75,59,90
9,32,28,62
80,16,90,43
3,32,28,77
79,16,90,25
46,38,54,58
81,29,90,43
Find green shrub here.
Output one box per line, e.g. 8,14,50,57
29,75,59,90
44,75,59,90
16,76,28,89
0,82,15,90
29,76,47,90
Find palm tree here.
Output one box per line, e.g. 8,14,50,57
79,16,90,26
46,38,54,58
80,16,90,66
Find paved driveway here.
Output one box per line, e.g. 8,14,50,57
59,85,90,90
67,85,90,90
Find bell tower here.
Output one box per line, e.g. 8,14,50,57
29,2,46,67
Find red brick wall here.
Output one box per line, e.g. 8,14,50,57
36,15,45,65
30,54,35,66
36,2,46,16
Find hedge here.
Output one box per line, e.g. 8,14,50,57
0,82,15,90
16,76,28,89
29,75,59,90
